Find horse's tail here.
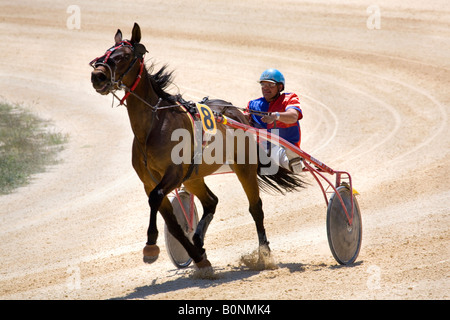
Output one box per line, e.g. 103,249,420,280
256,161,306,194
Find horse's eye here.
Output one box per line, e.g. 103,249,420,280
115,55,130,63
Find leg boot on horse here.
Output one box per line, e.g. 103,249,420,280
183,178,219,250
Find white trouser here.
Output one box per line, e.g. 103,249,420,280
260,142,303,174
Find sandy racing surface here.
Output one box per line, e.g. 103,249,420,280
1,0,449,300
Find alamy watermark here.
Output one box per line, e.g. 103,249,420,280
66,5,81,30
366,5,381,30
366,265,381,290
171,121,280,175
66,264,81,291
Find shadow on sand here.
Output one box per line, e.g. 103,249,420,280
111,265,263,300
110,260,357,300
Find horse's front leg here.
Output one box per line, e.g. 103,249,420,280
143,170,211,269
142,196,165,264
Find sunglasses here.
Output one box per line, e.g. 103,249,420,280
260,82,277,88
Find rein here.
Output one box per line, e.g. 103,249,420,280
119,59,144,105
90,43,276,186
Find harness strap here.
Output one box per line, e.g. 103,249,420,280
177,102,201,181
120,59,144,105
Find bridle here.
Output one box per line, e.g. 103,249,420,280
88,39,277,181
89,41,273,117
89,40,151,107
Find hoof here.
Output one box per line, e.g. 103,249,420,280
257,245,277,270
192,255,216,279
195,255,212,269
240,245,278,271
143,244,160,264
258,244,271,258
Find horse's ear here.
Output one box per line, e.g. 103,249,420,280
134,43,148,59
115,29,122,45
131,22,141,44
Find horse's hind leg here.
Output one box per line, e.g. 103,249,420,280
183,178,218,250
233,164,270,250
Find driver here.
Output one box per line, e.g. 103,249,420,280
246,69,303,174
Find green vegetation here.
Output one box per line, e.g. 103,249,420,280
0,102,68,195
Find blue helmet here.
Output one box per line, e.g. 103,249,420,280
259,69,285,88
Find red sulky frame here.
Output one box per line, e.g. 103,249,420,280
216,115,356,226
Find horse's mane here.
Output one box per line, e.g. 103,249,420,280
146,63,184,104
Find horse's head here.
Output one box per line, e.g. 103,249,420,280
90,23,148,95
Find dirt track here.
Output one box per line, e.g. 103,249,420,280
0,0,449,300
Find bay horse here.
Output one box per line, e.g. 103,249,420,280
90,23,304,270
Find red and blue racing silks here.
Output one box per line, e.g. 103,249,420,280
247,93,303,147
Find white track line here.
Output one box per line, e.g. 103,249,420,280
300,94,339,154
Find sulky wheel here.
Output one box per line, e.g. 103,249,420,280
326,184,362,265
165,190,199,268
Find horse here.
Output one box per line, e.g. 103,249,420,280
90,23,305,271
